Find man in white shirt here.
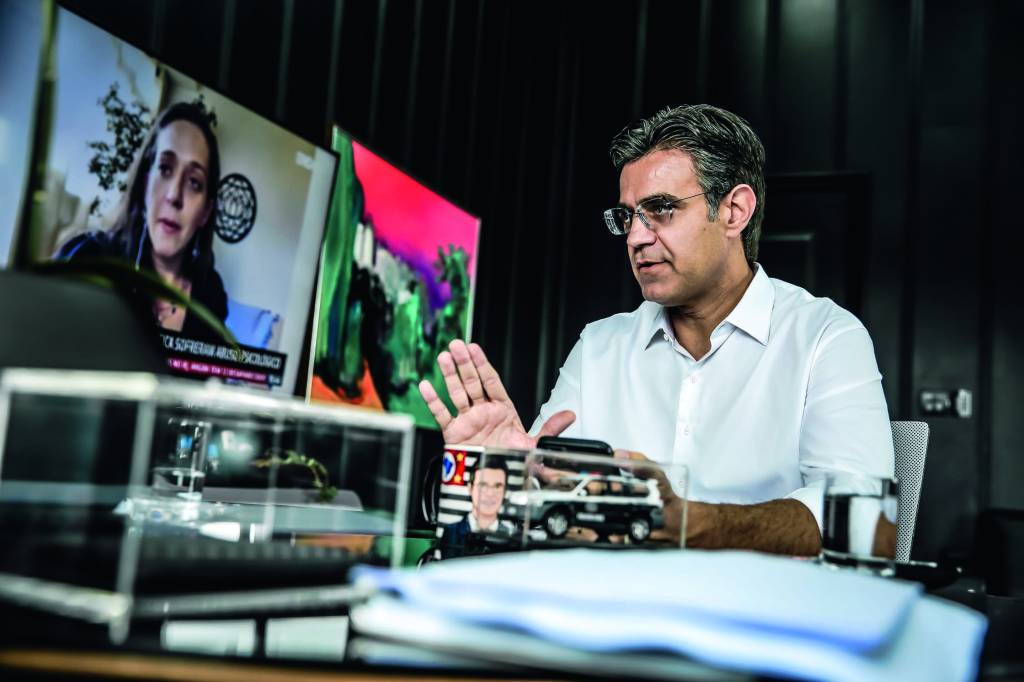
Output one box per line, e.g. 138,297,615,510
418,104,893,556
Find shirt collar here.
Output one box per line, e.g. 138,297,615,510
641,263,774,350
722,263,773,346
642,302,670,350
467,513,498,532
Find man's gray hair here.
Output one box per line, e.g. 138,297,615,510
609,104,766,264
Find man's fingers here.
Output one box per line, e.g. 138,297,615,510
417,380,452,430
449,340,486,405
615,449,671,490
614,448,651,462
536,410,577,438
467,343,511,403
438,351,470,413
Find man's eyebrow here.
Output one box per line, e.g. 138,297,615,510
618,193,679,209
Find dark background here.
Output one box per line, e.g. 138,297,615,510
52,0,1024,564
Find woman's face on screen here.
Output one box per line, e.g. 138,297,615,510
144,119,213,268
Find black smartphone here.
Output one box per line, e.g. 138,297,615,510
535,436,613,456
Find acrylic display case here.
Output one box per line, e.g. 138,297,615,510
0,368,414,642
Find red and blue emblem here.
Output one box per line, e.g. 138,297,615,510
441,449,468,485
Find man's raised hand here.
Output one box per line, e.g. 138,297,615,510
418,340,575,448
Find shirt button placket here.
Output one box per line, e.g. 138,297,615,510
680,372,700,438
675,372,695,468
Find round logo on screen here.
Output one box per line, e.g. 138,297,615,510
215,173,257,243
441,451,457,483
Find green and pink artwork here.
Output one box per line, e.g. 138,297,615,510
310,128,480,429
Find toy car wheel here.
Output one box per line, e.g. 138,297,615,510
544,508,571,538
628,515,651,542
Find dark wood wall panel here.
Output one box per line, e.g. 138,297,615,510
404,0,448,179
641,0,701,113
911,2,988,560
705,0,767,132
283,0,334,142
367,0,412,150
985,0,1023,512
333,0,378,144
774,0,837,173
159,0,224,89
845,0,910,417
228,0,284,118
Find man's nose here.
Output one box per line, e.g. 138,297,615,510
625,215,656,249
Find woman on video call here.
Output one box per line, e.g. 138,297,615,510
57,101,228,338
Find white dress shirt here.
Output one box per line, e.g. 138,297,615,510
467,513,515,534
467,513,497,532
529,265,894,528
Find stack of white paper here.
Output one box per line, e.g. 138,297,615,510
350,549,987,682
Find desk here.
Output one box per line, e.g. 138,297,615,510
2,594,1019,681
0,560,1017,681
0,648,557,682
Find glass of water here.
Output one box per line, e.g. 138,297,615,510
151,419,211,502
820,472,899,577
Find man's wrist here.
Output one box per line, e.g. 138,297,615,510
685,501,720,548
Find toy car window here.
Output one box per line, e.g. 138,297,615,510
624,482,649,497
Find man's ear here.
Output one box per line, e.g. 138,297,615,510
722,184,756,240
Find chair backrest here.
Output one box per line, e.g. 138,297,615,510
891,420,929,562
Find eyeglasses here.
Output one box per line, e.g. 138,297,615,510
603,192,706,236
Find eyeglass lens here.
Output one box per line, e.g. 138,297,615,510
611,199,676,234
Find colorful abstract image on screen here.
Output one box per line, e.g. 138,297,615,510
310,128,480,429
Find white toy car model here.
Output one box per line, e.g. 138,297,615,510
503,472,664,542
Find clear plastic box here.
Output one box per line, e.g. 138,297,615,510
0,368,414,642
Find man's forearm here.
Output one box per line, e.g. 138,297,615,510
687,498,821,556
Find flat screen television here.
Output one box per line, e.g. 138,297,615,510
0,0,43,266
309,127,481,429
11,5,338,394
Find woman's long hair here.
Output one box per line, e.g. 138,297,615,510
106,101,222,285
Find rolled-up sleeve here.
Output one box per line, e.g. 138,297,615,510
787,318,895,530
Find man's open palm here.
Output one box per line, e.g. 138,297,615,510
418,340,575,448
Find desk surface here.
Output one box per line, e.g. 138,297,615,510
2,576,1021,682
0,648,557,682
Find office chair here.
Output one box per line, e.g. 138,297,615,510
891,420,929,563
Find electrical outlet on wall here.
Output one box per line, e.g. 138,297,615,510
919,389,973,418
